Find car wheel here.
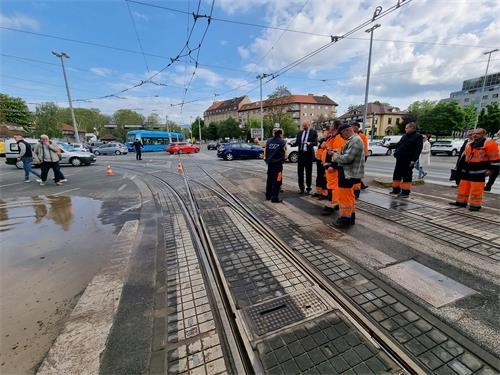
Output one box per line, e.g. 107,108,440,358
94,151,100,156
169,152,174,155
368,150,373,156
70,157,82,167
386,149,392,156
225,153,234,161
451,149,458,156
288,151,299,163
115,150,121,155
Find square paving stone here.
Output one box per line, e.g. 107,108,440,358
262,352,278,369
427,330,448,345
419,351,444,370
312,332,329,346
300,337,318,352
370,310,388,322
448,359,473,375
274,346,293,363
288,341,305,357
267,366,284,375
354,345,374,361
353,363,373,375
269,336,285,350
344,333,361,346
342,349,362,367
414,319,433,333
365,356,390,373
315,360,337,375
432,346,454,363
330,357,350,373
333,338,350,353
418,334,438,349
320,344,338,359
324,326,340,340
280,359,300,374
442,340,465,357
393,328,412,344
335,322,350,335
404,338,427,356
308,348,327,365
295,353,314,371
459,352,483,372
392,302,408,313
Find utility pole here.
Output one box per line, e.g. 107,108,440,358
362,24,381,139
52,51,80,143
166,115,172,143
474,48,499,129
256,73,270,142
198,116,202,149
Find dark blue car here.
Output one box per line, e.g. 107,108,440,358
217,142,264,161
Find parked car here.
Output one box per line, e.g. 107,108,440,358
217,142,264,161
70,143,90,152
56,142,97,166
93,143,128,155
285,139,317,163
431,139,464,156
165,142,200,154
207,141,220,150
368,140,391,156
86,141,106,153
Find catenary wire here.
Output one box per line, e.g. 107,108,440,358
125,0,151,72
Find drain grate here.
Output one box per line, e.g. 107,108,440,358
244,288,329,336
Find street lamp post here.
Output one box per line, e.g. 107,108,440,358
474,49,499,129
256,73,270,142
198,116,202,149
362,24,381,139
52,51,80,143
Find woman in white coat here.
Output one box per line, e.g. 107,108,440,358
417,135,431,178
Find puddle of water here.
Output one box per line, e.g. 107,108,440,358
0,195,116,374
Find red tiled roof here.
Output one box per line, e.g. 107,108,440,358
205,96,248,114
60,123,85,133
239,94,337,111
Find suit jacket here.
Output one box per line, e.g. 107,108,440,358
295,128,318,154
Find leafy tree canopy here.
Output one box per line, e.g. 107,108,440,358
34,102,63,138
417,101,467,138
268,85,291,99
0,93,33,131
478,102,500,135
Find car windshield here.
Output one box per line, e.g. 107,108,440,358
58,143,76,152
434,141,451,145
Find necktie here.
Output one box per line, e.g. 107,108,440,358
302,130,309,152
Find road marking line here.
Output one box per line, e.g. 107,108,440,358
0,182,22,187
118,183,127,191
52,188,81,195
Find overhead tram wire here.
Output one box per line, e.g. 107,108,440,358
265,1,414,83
125,0,150,72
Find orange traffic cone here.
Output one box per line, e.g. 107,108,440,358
177,160,183,175
106,165,114,176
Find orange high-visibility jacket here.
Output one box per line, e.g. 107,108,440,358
462,138,500,182
316,132,331,160
358,131,369,155
322,134,346,164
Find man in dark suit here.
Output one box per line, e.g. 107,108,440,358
295,121,318,194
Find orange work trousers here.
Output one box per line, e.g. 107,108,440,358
456,179,485,208
339,187,355,218
325,168,339,207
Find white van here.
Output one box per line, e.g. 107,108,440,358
431,139,464,156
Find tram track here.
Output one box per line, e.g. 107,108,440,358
110,161,499,374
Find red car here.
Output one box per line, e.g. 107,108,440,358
165,142,200,154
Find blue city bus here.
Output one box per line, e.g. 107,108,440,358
126,130,184,152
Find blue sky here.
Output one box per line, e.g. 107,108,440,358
1,0,499,124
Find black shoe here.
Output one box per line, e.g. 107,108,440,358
321,206,334,216
312,192,322,197
271,199,283,203
306,188,312,195
449,202,467,207
350,213,356,225
298,190,305,194
484,186,491,192
389,190,399,195
361,185,368,190
332,217,352,228
468,206,481,211
399,194,409,198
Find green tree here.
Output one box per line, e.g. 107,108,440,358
191,117,206,140
462,104,477,130
478,102,500,134
278,113,298,138
205,122,218,140
57,107,109,133
218,117,240,139
0,93,33,133
146,113,161,127
407,100,437,115
34,102,63,138
112,109,144,140
417,101,465,139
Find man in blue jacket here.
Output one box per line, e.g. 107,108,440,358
390,122,423,198
265,129,287,203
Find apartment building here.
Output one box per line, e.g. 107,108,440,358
238,94,337,127
338,103,407,137
203,96,251,124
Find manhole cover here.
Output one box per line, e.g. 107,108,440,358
244,288,330,336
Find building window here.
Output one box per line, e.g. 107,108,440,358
396,118,400,125
374,117,378,125
464,98,470,102
304,105,307,109
483,95,488,99
388,118,392,125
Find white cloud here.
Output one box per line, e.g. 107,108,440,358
90,67,113,77
238,46,250,60
132,11,148,21
0,12,40,31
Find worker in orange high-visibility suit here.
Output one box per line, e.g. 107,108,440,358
450,128,500,211
313,124,330,199
351,122,369,197
321,120,345,215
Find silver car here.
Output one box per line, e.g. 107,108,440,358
93,143,128,155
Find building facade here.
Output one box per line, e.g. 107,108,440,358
338,103,407,137
445,72,500,108
237,94,338,128
203,96,251,125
